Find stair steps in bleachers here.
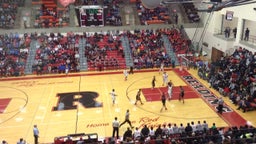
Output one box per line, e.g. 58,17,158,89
162,35,179,66
121,36,133,68
78,37,88,71
24,40,38,75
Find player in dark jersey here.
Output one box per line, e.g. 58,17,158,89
135,89,143,105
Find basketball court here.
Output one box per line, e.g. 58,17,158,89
0,68,255,143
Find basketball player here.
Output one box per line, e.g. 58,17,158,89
179,86,184,103
160,92,167,112
167,80,173,101
135,89,143,105
123,68,128,81
162,72,168,86
159,61,164,74
110,89,117,105
152,76,156,89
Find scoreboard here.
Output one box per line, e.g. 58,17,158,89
79,5,104,27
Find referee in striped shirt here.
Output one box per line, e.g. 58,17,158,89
112,117,120,139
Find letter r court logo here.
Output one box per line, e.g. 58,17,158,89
53,91,102,111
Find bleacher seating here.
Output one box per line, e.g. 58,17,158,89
0,33,30,77
198,47,256,113
85,32,126,71
126,29,174,70
182,2,200,23
135,1,170,25
32,0,70,28
0,0,25,29
166,28,190,55
104,0,122,26
32,32,80,74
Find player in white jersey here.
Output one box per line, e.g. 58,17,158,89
162,72,168,86
123,68,128,81
159,61,164,74
167,80,173,100
110,89,117,105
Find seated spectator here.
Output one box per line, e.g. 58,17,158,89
123,127,133,142
199,47,256,114
17,138,25,144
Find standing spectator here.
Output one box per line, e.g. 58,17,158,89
119,109,134,129
244,28,250,41
133,127,141,141
141,125,150,140
224,27,229,38
202,120,209,132
178,123,185,134
172,123,179,134
233,27,237,38
33,124,39,144
185,123,193,136
123,127,133,142
217,97,224,114
167,123,174,135
155,125,163,138
112,117,120,139
175,14,178,24
196,121,203,132
191,121,197,132
149,126,155,138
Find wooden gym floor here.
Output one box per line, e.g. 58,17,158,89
0,68,255,144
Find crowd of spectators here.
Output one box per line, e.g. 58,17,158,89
0,32,30,77
0,0,24,29
111,121,256,144
198,47,256,113
168,28,191,56
0,27,192,77
32,32,80,74
135,1,170,25
104,0,122,26
33,1,70,28
52,120,256,144
126,28,188,70
182,2,200,23
84,31,125,71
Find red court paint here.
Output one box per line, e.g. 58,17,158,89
142,86,199,101
0,98,11,113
